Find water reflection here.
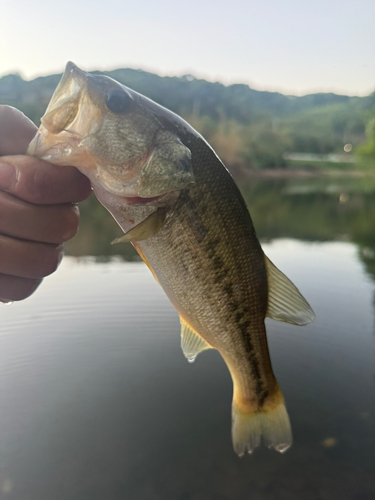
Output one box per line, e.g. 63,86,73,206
1,177,375,498
243,177,375,286
242,177,375,245
66,176,375,275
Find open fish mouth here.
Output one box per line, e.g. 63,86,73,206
27,62,99,166
27,125,82,163
28,61,195,200
28,124,170,204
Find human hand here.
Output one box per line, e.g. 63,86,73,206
0,106,92,302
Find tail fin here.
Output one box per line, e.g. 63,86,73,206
231,389,292,456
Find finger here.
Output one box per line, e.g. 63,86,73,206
0,155,92,204
0,106,37,155
0,234,63,279
0,274,42,302
0,191,80,244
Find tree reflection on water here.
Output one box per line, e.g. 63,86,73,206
67,175,375,277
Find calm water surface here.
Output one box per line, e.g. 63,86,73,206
1,177,375,499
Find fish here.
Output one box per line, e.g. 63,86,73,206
28,62,315,456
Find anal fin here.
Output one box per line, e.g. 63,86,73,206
180,316,212,363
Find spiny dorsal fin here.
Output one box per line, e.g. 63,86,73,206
111,208,166,244
264,255,315,326
180,316,212,363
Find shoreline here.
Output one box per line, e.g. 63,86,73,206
232,167,375,179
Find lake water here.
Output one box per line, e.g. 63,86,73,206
1,177,375,499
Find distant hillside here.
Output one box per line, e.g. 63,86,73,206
1,68,374,171
0,68,371,123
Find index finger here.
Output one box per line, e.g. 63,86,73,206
0,155,92,205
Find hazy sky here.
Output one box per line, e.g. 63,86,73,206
1,0,374,96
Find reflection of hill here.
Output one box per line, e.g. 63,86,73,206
242,178,375,281
242,178,375,242
66,178,375,278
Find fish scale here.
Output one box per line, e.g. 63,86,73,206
28,62,315,456
139,134,276,406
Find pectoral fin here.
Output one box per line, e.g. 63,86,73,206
265,255,315,326
180,316,212,363
111,208,166,244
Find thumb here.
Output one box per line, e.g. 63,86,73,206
0,106,37,156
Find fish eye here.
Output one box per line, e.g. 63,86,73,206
105,89,133,114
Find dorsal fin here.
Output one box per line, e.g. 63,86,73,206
180,316,212,363
264,255,315,326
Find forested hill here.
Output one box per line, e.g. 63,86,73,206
0,68,372,122
1,68,374,170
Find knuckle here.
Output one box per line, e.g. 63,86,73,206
30,245,63,278
14,159,56,205
60,205,80,242
28,168,51,204
39,246,63,277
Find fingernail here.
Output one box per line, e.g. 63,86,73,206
0,162,16,190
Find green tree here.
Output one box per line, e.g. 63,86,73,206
357,118,375,158
241,121,292,170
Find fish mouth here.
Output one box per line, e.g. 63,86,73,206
28,61,193,201
27,125,82,163
27,61,146,193
28,121,157,199
121,194,163,205
27,62,93,163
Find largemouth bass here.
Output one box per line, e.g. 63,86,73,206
28,62,314,456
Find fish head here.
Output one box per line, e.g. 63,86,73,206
28,62,194,199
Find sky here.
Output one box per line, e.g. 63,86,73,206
0,0,374,96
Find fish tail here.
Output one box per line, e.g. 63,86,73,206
231,385,292,456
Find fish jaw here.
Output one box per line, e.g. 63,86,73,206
28,61,195,200
27,124,85,165
27,62,104,169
